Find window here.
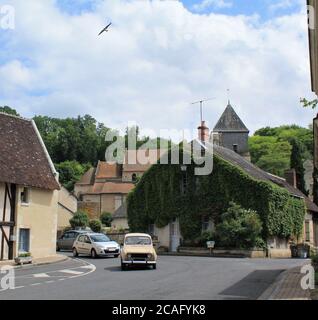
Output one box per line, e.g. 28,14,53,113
305,221,310,242
202,216,210,231
21,187,30,204
132,173,137,182
233,144,238,153
78,235,85,243
19,229,30,253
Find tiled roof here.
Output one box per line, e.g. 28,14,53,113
213,103,249,133
96,161,121,179
0,113,60,190
77,167,96,185
85,182,134,194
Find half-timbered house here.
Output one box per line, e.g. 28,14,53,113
0,112,60,261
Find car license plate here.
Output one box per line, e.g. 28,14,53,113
108,248,116,252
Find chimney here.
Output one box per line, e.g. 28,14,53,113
198,121,209,143
285,169,297,188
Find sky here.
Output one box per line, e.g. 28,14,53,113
0,0,316,140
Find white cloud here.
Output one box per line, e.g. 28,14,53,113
0,0,316,139
269,0,304,12
192,0,233,12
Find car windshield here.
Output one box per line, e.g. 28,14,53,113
125,236,151,245
90,234,110,243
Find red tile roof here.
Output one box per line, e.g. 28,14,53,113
0,113,60,190
95,161,121,179
85,182,134,194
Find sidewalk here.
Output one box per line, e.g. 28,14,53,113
0,254,68,269
259,266,311,300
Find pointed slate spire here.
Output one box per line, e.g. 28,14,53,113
213,103,249,133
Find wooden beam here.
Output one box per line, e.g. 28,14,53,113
0,222,15,227
8,184,16,260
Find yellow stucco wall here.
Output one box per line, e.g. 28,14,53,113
15,187,58,259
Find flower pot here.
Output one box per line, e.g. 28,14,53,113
15,256,32,265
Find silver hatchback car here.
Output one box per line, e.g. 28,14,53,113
72,233,120,258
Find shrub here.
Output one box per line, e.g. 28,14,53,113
215,202,263,249
69,211,89,229
100,212,113,227
89,219,102,233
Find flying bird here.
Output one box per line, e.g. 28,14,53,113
98,22,112,36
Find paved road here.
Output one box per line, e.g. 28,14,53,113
0,253,307,300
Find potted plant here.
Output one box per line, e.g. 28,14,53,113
15,252,32,265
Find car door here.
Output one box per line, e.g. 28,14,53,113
76,235,86,254
59,233,69,250
64,232,76,250
83,235,92,255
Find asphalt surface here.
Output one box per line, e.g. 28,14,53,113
0,253,307,300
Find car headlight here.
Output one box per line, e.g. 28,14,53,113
127,254,132,260
147,254,152,259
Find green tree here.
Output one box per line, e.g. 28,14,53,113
55,161,92,191
70,211,89,229
290,139,308,195
89,219,102,233
100,212,113,227
0,106,20,116
215,202,264,249
249,136,291,177
249,125,313,177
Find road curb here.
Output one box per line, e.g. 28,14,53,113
0,255,69,270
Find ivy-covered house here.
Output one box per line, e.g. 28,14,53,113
127,104,318,257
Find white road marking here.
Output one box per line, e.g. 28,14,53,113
33,273,50,278
79,265,95,269
0,258,96,292
59,269,84,275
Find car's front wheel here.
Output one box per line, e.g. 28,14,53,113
121,261,127,271
72,248,78,257
56,245,60,252
91,249,98,259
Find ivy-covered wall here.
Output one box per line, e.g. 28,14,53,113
127,151,306,242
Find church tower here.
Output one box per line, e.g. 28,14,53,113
212,102,250,157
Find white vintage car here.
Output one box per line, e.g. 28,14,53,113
120,233,157,270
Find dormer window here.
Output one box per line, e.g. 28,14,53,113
233,144,238,153
132,173,137,182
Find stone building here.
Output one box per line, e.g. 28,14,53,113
128,111,318,255
74,149,166,229
212,102,250,159
57,186,78,237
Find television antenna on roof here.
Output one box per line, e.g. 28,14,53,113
191,98,215,123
